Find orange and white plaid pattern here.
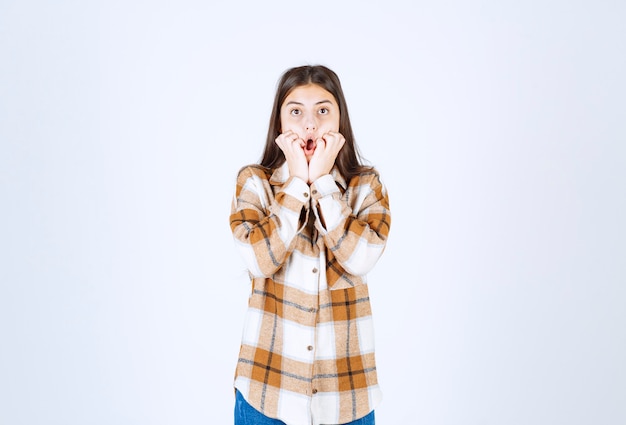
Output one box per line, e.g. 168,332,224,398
230,162,391,425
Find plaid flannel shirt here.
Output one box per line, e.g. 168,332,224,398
230,162,391,425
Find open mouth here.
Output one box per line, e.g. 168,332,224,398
306,139,315,151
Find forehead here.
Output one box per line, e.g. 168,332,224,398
283,84,337,105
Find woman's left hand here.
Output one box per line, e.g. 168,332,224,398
308,131,345,183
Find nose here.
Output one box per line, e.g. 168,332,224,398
304,112,318,132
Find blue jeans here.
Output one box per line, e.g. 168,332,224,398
234,390,375,425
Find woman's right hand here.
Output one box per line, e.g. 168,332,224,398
275,130,308,182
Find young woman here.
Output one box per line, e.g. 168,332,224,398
229,65,391,425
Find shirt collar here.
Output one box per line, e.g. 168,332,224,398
269,162,347,190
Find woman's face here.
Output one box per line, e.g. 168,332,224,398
280,84,340,162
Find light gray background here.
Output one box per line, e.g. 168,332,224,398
1,0,624,424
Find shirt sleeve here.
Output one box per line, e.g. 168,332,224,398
230,166,311,277
310,171,391,276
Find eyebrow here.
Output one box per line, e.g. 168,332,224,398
284,100,334,106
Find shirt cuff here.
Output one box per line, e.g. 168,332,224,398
281,176,311,208
310,174,339,201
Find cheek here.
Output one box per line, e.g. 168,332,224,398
280,124,296,134
279,114,296,133
319,116,340,133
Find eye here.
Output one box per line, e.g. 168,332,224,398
318,107,329,115
290,108,301,116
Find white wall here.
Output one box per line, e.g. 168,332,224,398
1,1,624,424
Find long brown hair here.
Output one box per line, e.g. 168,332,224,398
260,65,372,182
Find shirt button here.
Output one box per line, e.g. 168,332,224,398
312,389,318,394
303,192,309,198
312,268,318,273
312,190,318,195
307,345,314,351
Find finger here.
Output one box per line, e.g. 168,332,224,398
275,136,290,152
324,133,345,150
325,131,343,142
275,131,289,144
286,132,301,144
321,132,335,145
276,132,300,149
